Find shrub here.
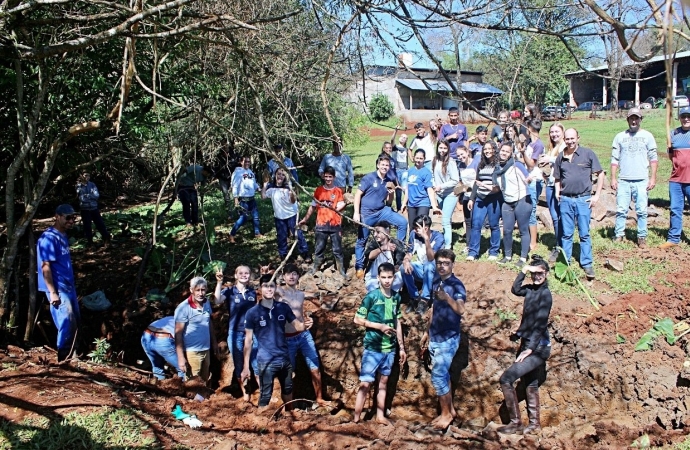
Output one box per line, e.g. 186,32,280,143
369,93,395,121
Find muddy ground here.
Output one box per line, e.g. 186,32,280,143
2,229,690,449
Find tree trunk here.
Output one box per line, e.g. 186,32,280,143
24,227,37,342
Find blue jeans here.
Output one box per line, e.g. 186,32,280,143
402,261,436,299
275,215,309,258
141,332,185,380
286,330,320,370
545,185,562,248
438,192,460,249
468,195,501,258
359,349,395,382
559,194,593,268
668,181,690,243
177,187,199,225
355,207,408,270
228,330,259,380
429,335,460,396
257,359,293,406
396,170,409,210
231,199,261,236
615,179,649,238
528,180,543,226
47,291,80,351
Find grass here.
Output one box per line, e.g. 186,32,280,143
0,408,158,449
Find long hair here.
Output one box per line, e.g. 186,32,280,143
525,103,539,119
271,168,290,188
548,122,566,158
433,140,451,176
429,120,439,145
478,141,499,171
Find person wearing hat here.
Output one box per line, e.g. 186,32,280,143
37,204,81,362
610,107,658,248
661,106,690,248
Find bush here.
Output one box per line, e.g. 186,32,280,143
369,93,395,121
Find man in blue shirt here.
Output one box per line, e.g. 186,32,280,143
402,215,445,314
439,107,468,161
37,204,80,362
242,275,312,409
268,144,299,183
353,155,408,278
420,249,466,430
318,140,354,191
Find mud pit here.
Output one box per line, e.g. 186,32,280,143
2,244,690,449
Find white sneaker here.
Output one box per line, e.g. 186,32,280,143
462,246,469,254
466,255,475,261
487,255,498,261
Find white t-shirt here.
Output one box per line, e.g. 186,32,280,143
265,187,298,220
411,134,436,162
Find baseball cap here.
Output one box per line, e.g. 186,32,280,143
680,106,690,116
627,107,642,118
55,204,76,216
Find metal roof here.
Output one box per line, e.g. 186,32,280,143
565,50,690,76
396,78,503,95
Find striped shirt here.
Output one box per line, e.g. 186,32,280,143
670,127,690,183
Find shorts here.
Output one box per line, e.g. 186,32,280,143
429,335,460,396
286,330,320,371
359,349,395,383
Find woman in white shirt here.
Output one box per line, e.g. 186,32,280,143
432,140,460,249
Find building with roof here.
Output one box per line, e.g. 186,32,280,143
565,51,690,108
352,57,502,123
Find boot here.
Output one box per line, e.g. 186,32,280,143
522,387,541,435
497,384,523,434
308,257,323,275
335,257,349,280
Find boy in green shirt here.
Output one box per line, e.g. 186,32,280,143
353,262,407,425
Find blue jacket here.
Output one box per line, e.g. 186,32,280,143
77,181,100,210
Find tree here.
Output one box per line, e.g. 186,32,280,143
368,93,394,121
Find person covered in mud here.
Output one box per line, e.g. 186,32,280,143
497,255,552,435
242,274,313,410
419,249,466,430
141,316,186,380
214,265,259,401
353,262,406,425
174,276,219,383
363,221,405,293
277,264,330,406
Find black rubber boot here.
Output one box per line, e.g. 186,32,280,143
308,257,323,275
335,257,349,280
497,384,523,434
522,387,541,435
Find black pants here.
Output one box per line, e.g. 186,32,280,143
407,206,430,230
462,197,472,239
80,209,110,242
314,228,343,260
177,187,199,225
501,196,532,259
499,342,551,388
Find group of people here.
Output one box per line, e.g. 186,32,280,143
35,103,690,433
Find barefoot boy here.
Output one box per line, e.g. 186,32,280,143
353,262,406,424
419,249,466,430
278,263,329,405
242,274,313,410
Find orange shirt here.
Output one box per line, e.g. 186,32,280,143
312,185,344,227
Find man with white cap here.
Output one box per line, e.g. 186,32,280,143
37,204,80,362
610,107,658,248
661,106,690,249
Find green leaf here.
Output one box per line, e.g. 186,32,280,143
554,260,569,279
634,329,660,352
653,318,676,345
616,333,626,344
204,260,227,274
631,433,650,448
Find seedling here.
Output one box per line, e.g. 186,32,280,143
495,308,518,322
88,338,111,364
553,247,600,310
634,318,690,351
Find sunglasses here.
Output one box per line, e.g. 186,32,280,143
63,215,76,221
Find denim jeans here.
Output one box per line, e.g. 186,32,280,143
528,179,543,226
314,229,343,259
141,333,185,380
47,290,80,351
559,194,593,268
468,195,501,258
355,207,408,269
545,185,562,248
668,181,690,243
402,261,436,299
501,196,531,259
438,192,460,249
228,329,259,380
177,187,199,225
286,330,320,370
429,335,460,396
231,199,261,236
615,179,649,238
359,349,395,382
257,359,293,406
80,209,110,243
275,215,309,258
396,170,408,210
